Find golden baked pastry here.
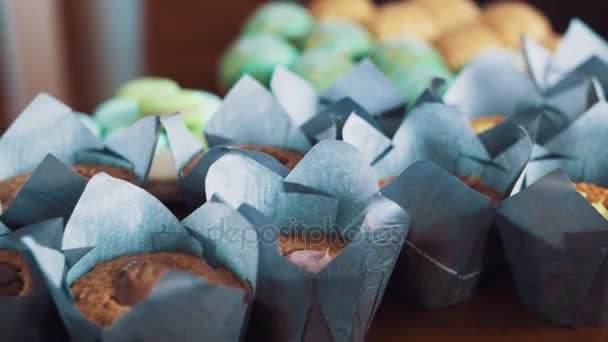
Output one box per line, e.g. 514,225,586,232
418,0,480,32
371,2,441,42
574,182,608,220
309,0,376,25
434,22,504,71
482,1,551,49
470,115,506,134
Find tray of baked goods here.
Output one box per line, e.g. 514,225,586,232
1,0,608,341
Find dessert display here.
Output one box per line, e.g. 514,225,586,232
0,250,31,297
72,252,249,327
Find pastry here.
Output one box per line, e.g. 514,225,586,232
0,250,31,297
371,2,441,42
574,182,608,220
0,165,138,211
369,38,446,75
482,1,551,49
220,33,299,88
434,22,504,71
242,2,314,45
308,0,376,26
304,20,373,59
470,115,506,133
418,0,480,32
291,49,355,92
378,176,396,188
459,175,501,206
71,252,249,327
543,32,562,52
182,145,305,177
278,231,347,273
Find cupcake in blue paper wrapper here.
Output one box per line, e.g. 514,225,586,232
498,169,608,326
220,33,300,89
242,2,314,46
313,96,533,308
0,217,66,341
163,67,319,208
192,140,409,341
25,173,255,341
0,94,159,221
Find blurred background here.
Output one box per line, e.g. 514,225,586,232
0,0,605,130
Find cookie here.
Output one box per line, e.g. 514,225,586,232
278,231,347,273
418,0,480,32
482,1,551,49
470,115,506,134
434,22,504,71
71,252,250,327
573,182,608,220
0,250,32,297
0,165,138,211
371,2,440,42
182,145,304,177
459,175,501,206
309,0,376,25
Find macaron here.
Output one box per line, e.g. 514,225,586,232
304,20,373,59
390,63,452,105
308,0,376,25
242,2,314,45
291,49,355,92
371,2,441,42
482,1,551,49
434,22,504,71
117,78,180,103
220,33,300,88
93,97,140,138
369,38,447,75
418,0,480,32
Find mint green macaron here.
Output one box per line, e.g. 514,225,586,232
117,78,180,103
220,33,300,88
390,64,453,105
243,2,314,45
304,20,373,60
291,49,355,92
93,98,139,138
370,39,447,76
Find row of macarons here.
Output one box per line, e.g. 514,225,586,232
1,85,608,340
219,0,559,99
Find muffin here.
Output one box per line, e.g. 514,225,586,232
459,175,501,206
242,2,314,45
482,1,551,49
418,0,480,32
291,49,355,92
371,2,441,42
71,252,249,327
0,250,32,297
182,145,305,177
304,20,373,59
470,115,506,134
434,22,504,71
220,33,299,88
278,231,347,273
0,165,137,211
573,182,608,220
308,0,376,25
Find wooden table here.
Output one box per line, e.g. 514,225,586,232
367,273,608,341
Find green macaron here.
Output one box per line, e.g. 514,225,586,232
93,98,140,138
243,2,314,45
304,20,373,60
390,64,453,105
370,39,447,75
117,78,180,103
220,33,300,88
291,49,355,92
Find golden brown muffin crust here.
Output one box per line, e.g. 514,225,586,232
459,175,502,206
0,165,137,211
470,115,506,134
378,176,396,188
573,182,608,209
0,250,32,297
278,231,347,258
71,252,250,327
